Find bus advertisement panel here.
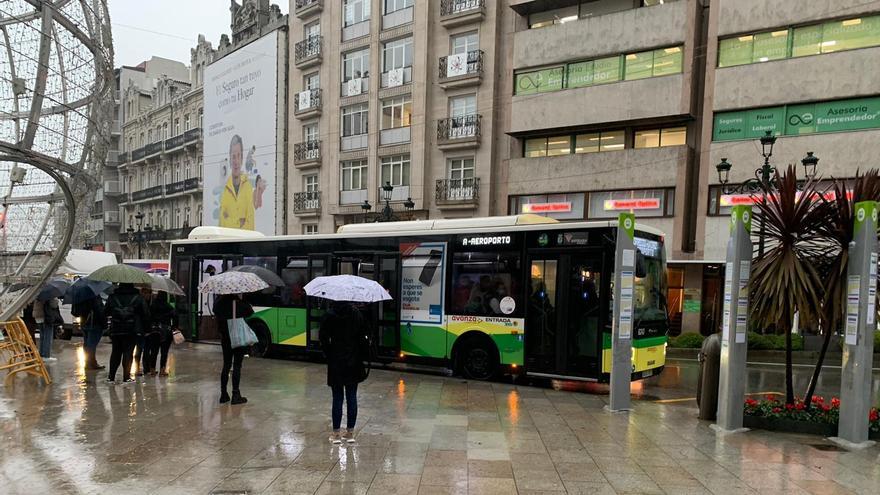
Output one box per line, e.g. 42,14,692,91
202,31,278,235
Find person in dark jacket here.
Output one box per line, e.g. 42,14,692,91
105,283,150,384
79,296,107,370
213,293,252,405
320,302,368,444
148,291,176,376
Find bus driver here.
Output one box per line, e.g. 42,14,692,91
219,134,255,230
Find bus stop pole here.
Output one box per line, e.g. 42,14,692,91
608,212,635,412
832,201,878,449
714,205,752,433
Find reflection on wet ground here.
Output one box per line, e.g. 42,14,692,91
1,340,879,494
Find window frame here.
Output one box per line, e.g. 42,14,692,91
381,95,413,130
342,48,370,81
343,0,370,27
382,36,414,72
341,103,369,137
341,159,368,191
380,154,411,187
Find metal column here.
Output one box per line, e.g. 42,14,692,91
608,213,635,412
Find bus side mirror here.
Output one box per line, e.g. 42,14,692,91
635,250,648,279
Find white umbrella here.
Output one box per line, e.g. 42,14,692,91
198,271,269,294
304,275,392,302
150,274,185,296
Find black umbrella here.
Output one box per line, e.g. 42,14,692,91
64,278,112,305
229,265,285,287
36,279,72,302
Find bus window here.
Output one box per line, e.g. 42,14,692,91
282,257,308,307
242,256,281,307
633,237,667,323
451,252,522,316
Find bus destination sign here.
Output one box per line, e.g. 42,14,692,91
459,235,513,247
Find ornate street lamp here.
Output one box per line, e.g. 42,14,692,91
801,151,819,181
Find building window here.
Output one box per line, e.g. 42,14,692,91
515,66,564,95
174,118,180,136
523,129,633,157
342,49,370,81
449,94,476,118
528,5,578,29
382,37,413,73
624,47,683,80
147,129,153,143
341,103,369,137
448,157,475,183
719,15,880,68
344,0,370,27
381,95,412,129
341,159,368,191
304,20,320,39
576,130,624,153
634,126,687,148
303,123,318,142
385,0,412,14
304,174,319,193
381,154,410,187
198,107,203,128
524,136,572,158
184,114,190,130
587,188,674,219
303,224,319,235
162,123,168,140
451,31,479,55
305,72,320,90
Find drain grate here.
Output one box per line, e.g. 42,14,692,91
809,443,844,451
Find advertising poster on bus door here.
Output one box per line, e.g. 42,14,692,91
400,242,446,324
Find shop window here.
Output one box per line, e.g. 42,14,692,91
792,24,823,57
509,193,586,220
451,252,522,317
514,66,564,95
821,16,880,52
635,126,687,148
588,188,674,218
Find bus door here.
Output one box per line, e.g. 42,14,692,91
332,252,401,361
171,254,195,340
195,255,242,341
305,254,331,351
526,249,605,378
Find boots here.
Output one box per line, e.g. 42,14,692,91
231,391,247,405
220,391,231,404
84,349,105,370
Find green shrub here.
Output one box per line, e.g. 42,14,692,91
875,331,880,351
668,333,705,348
747,332,803,351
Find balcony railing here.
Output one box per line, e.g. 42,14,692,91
440,0,484,17
439,50,483,80
294,140,321,163
437,114,481,141
184,127,201,142
295,0,322,11
436,178,480,203
145,141,163,157
131,147,146,161
165,180,187,195
295,88,322,114
295,35,322,65
165,226,195,240
131,185,163,202
119,151,129,163
164,133,185,151
184,177,201,190
293,191,321,212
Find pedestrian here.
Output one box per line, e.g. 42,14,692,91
213,293,251,405
132,287,152,375
74,295,107,370
105,283,150,384
36,297,62,361
148,291,176,376
320,301,368,444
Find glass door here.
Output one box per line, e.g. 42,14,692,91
195,255,241,342
526,257,559,373
306,254,330,350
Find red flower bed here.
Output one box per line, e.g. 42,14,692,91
744,395,880,433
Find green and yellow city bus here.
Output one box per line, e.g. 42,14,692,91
168,214,668,382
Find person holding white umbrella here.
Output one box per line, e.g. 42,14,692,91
305,274,391,444
199,271,268,405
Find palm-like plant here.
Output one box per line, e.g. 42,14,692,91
803,170,880,408
750,165,834,405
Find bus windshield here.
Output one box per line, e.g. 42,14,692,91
634,236,667,323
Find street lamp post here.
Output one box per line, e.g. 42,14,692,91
361,182,415,222
127,210,145,259
716,131,819,257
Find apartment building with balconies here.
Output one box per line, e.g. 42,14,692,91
288,0,502,233
117,38,215,259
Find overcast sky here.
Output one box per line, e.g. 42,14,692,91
108,0,288,68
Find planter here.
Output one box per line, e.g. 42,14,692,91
744,415,880,439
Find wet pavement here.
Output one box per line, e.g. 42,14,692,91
2,340,880,495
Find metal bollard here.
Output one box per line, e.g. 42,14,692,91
697,333,721,420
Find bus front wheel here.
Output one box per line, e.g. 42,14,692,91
248,320,272,358
457,335,499,381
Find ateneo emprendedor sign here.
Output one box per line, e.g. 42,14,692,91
712,96,880,141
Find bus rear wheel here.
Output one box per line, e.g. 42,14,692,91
457,336,499,381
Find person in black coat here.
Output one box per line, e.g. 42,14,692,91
213,293,252,405
147,291,176,376
320,301,368,444
80,296,107,370
105,283,150,383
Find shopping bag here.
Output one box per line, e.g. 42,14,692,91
228,318,259,349
172,329,185,345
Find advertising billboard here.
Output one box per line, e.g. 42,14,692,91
202,31,278,235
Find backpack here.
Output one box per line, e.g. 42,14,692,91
110,296,138,330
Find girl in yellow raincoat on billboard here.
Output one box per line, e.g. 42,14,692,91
219,134,255,230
